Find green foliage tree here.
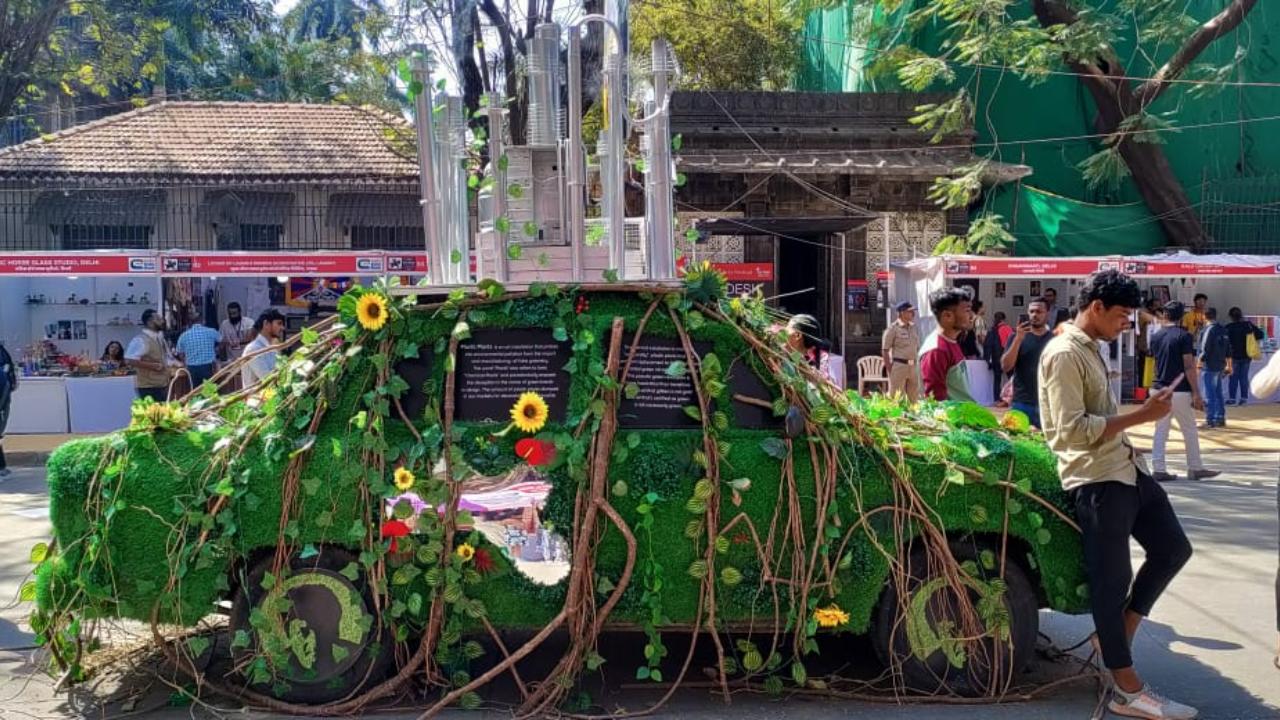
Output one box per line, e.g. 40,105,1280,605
841,0,1259,251
631,0,801,90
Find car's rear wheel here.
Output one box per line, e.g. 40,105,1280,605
228,547,393,704
871,540,1039,697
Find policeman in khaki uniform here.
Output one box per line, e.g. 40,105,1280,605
882,301,921,402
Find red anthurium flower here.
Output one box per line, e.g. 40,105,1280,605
381,519,411,553
473,547,496,575
514,438,556,467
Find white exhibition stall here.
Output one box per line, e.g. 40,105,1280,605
1,250,420,434
892,253,1280,405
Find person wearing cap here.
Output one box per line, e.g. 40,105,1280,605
882,301,920,402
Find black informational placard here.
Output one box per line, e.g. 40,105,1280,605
618,337,781,430
454,329,573,423
394,354,435,422
619,337,705,428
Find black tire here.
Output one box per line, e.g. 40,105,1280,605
871,539,1039,697
229,547,393,704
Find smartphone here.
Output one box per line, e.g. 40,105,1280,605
1156,373,1185,398
1018,314,1030,325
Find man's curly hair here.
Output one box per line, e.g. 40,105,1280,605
1077,269,1141,311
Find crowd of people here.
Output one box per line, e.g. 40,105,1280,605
877,270,1279,719
121,303,288,401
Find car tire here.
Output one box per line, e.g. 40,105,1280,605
871,539,1039,697
228,547,393,704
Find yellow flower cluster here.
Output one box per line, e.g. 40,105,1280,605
813,605,850,628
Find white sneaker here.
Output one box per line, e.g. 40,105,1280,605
1109,685,1199,719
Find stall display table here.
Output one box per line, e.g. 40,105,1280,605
65,376,136,433
965,359,994,406
7,377,69,433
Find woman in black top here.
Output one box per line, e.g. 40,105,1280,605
1225,307,1264,405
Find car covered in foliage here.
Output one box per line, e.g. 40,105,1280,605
31,273,1087,711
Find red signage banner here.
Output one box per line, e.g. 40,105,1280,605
1121,260,1280,276
712,262,774,282
943,258,1117,277
160,253,385,276
675,258,774,282
0,253,158,275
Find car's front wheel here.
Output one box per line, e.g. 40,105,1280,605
871,540,1039,697
228,547,393,704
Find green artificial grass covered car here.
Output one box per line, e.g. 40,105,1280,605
31,278,1088,710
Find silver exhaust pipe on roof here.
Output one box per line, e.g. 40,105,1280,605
410,54,444,286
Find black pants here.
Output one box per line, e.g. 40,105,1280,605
187,363,215,389
136,386,167,402
0,385,10,470
1071,473,1193,669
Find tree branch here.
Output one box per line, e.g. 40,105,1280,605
1134,0,1259,106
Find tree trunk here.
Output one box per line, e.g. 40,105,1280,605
1029,0,1261,252
1083,77,1207,250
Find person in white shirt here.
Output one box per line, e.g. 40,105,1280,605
240,309,286,389
219,303,254,362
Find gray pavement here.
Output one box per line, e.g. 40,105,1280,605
0,453,1277,719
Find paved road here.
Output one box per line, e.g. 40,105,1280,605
1,453,1277,719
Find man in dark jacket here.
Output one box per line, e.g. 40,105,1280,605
1198,308,1230,428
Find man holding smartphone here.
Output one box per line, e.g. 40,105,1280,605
1149,302,1219,482
1040,270,1198,719
1001,299,1052,428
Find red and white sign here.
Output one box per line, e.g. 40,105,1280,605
0,253,158,275
1121,260,1280,277
676,258,774,281
712,262,774,282
383,252,479,275
943,258,1117,277
160,253,385,276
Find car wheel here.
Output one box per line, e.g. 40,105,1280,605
871,540,1039,697
228,547,393,704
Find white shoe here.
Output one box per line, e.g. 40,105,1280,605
1109,685,1199,719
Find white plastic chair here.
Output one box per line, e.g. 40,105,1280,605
857,355,890,396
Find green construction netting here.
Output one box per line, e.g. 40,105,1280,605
795,1,1280,254
987,184,1164,257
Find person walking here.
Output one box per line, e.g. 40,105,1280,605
0,340,15,479
881,301,920,402
1149,302,1219,483
176,317,223,389
124,309,177,402
1197,308,1229,429
919,287,973,402
1001,299,1052,429
984,311,1012,403
1039,269,1198,720
1225,307,1264,405
240,309,286,389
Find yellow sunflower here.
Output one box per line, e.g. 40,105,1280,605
356,293,390,331
393,466,416,492
456,543,475,562
813,605,850,629
510,392,550,434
